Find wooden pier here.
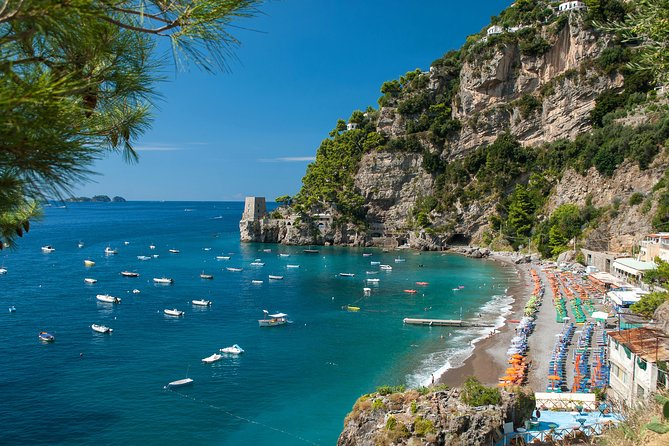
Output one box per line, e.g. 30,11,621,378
403,318,494,328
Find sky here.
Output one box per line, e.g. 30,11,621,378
74,0,512,201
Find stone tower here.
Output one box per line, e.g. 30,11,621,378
242,196,267,221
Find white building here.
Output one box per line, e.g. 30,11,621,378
638,233,669,262
608,328,669,405
607,286,650,309
346,122,359,131
487,25,504,36
612,257,657,284
558,1,587,12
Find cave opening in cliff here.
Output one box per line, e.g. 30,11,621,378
447,233,471,246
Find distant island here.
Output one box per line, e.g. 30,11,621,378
65,195,126,202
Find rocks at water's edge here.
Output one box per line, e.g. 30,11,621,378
65,195,126,202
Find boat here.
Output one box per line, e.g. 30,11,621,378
251,280,264,284
120,271,139,277
220,344,244,355
38,332,55,342
149,245,156,250
164,308,184,317
370,261,380,265
199,272,214,280
0,267,7,274
279,253,290,257
344,305,360,312
303,249,319,254
168,249,180,254
250,262,265,266
226,267,242,272
380,264,393,271
362,253,372,257
365,271,378,275
9,306,16,312
164,377,193,389
403,289,417,294
104,246,118,255
192,299,212,306
394,258,406,263
137,255,152,260
268,275,284,280
203,247,211,251
258,310,290,327
78,241,84,248
263,249,272,253
363,287,371,296
132,289,141,294
84,259,95,267
416,282,429,286
339,273,355,277
91,324,113,334
153,277,174,284
152,254,159,258
124,241,130,245
84,278,97,284
202,353,222,363
366,278,380,283
96,294,121,304
286,264,300,268
41,245,55,253
216,256,231,260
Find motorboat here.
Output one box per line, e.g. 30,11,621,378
286,264,300,268
153,277,174,284
164,308,184,317
363,287,371,296
96,294,121,304
362,253,372,257
132,289,141,294
38,331,55,342
365,271,378,275
124,241,130,245
394,258,406,263
416,282,429,286
0,267,7,274
226,267,242,272
91,324,113,334
258,310,290,327
251,280,263,284
137,255,151,260
339,273,355,277
403,289,417,294
344,305,360,312
216,256,231,260
220,344,244,355
279,253,290,257
203,247,211,251
202,353,222,364
268,275,284,280
199,273,214,280
84,260,95,267
41,245,55,253
120,271,139,278
370,261,380,265
250,261,265,266
149,244,156,250
262,249,272,253
84,278,97,284
164,378,193,389
104,246,118,255
366,278,380,283
192,299,212,307
304,249,319,254
78,241,84,248
168,249,180,254
380,265,393,271
9,306,16,312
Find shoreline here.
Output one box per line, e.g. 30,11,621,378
438,255,533,387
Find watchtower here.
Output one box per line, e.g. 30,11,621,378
242,197,267,221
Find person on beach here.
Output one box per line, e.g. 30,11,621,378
431,374,435,385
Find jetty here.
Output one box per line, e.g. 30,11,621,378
403,318,494,328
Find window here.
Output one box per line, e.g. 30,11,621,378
611,363,629,384
637,385,645,399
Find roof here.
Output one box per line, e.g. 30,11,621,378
612,257,657,272
588,272,628,288
608,327,669,363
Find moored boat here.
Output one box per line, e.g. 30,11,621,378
84,278,97,284
370,261,380,265
394,257,406,263
344,305,360,312
279,253,290,257
38,331,55,342
104,246,118,255
164,308,184,317
202,353,222,364
41,245,55,253
380,264,393,271
164,377,193,389
416,281,429,286
96,294,121,304
339,272,355,277
268,275,283,280
191,299,212,307
84,259,95,267
168,249,180,254
250,261,265,266
303,249,319,254
216,256,231,260
0,267,7,274
120,271,139,277
132,289,141,294
258,310,290,327
226,267,242,272
220,344,244,355
366,278,380,283
403,289,417,294
199,272,214,280
251,280,263,284
286,264,300,268
153,277,174,284
78,241,84,248
362,253,372,257
91,324,113,334
137,255,152,260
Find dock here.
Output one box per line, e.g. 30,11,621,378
403,318,494,328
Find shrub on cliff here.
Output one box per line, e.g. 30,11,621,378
462,377,502,407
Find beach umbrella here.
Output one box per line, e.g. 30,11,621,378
548,375,561,381
502,375,515,381
506,368,518,374
512,354,523,359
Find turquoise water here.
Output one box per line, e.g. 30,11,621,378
0,202,516,445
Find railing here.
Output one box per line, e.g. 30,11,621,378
534,398,597,412
498,421,617,445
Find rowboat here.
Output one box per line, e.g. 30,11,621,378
286,264,300,269
120,271,139,278
339,273,355,277
416,282,429,286
164,308,184,317
153,277,174,284
164,378,193,389
96,294,121,304
199,272,214,280
226,267,242,272
268,275,284,280
403,289,417,294
303,249,319,254
84,260,95,267
220,344,244,355
91,324,113,334
84,278,97,284
202,353,222,364
168,249,180,254
191,299,212,307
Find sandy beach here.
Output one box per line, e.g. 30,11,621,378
439,256,560,390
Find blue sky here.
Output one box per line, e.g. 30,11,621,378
75,0,511,201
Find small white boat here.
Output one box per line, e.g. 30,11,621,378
164,308,184,317
132,289,141,294
220,344,244,355
124,241,130,245
258,310,289,327
168,249,180,254
41,245,55,253
394,258,405,263
199,272,214,280
366,271,378,275
339,273,355,277
38,331,55,342
202,353,222,364
380,265,393,271
203,247,211,251
78,242,84,248
9,306,16,312
96,294,121,304
250,261,265,266
152,254,159,258
263,249,272,253
153,277,174,284
84,259,95,267
366,278,380,283
164,377,193,389
370,261,380,265
137,255,151,260
104,246,118,255
216,256,231,260
84,278,97,284
149,245,156,250
0,267,7,274
363,287,371,296
268,275,284,280
192,299,212,307
226,267,242,272
286,264,300,269
279,253,290,257
251,280,264,284
363,253,372,257
91,324,113,334
120,271,139,277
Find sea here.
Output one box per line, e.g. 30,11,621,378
0,201,518,445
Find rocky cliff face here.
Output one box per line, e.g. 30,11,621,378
338,387,534,446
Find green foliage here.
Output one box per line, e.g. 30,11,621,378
629,192,644,206
505,185,536,244
516,94,542,119
275,195,292,204
376,385,406,396
653,189,669,231
384,416,410,442
371,398,386,411
644,258,669,286
422,151,444,174
461,377,502,407
630,292,669,318
597,46,631,74
410,400,418,414
413,417,435,436
645,421,669,434
519,35,551,57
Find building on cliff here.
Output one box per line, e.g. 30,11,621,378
638,233,669,262
611,258,657,285
242,197,267,221
558,1,586,12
